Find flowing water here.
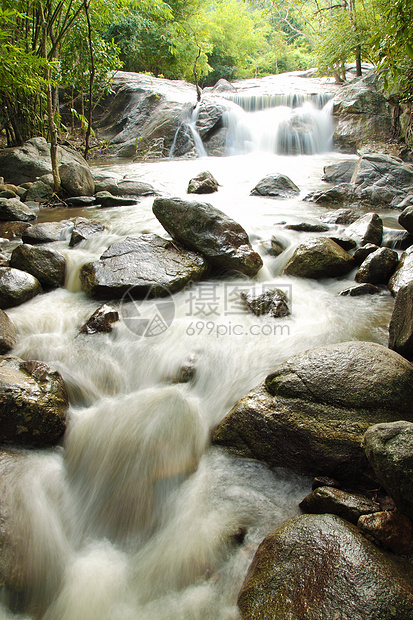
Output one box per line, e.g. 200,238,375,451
0,107,398,619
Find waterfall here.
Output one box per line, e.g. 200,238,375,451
223,99,334,156
221,91,333,112
169,104,207,158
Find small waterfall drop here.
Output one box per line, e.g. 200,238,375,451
169,104,207,158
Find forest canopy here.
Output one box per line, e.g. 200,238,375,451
1,0,412,149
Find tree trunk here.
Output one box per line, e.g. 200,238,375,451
193,47,202,103
84,0,95,160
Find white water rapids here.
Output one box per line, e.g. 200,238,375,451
0,140,398,618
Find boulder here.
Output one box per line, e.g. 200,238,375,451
22,221,72,245
65,196,96,207
283,237,355,279
352,153,413,193
355,247,399,285
304,183,354,205
328,235,357,251
0,221,31,240
285,222,329,232
69,217,106,247
238,514,413,620
319,208,359,225
187,171,219,194
10,244,66,289
95,191,138,208
382,228,413,250
250,174,300,198
399,206,413,236
353,243,380,265
0,310,17,354
0,198,37,223
79,304,119,335
358,510,413,555
116,179,157,196
194,97,227,140
80,234,208,300
0,356,68,446
240,288,289,318
0,267,42,309
152,197,262,277
25,180,53,203
213,341,413,486
0,137,91,186
339,283,382,296
388,246,413,295
346,212,383,246
389,282,413,360
363,421,413,520
322,159,357,183
269,236,286,256
299,486,380,525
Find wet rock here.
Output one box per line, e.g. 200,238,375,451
79,304,119,335
0,198,36,223
22,221,72,245
358,510,413,555
353,243,380,265
116,179,157,197
187,171,219,194
299,486,380,524
363,421,413,520
269,237,286,256
213,341,413,486
389,282,413,360
283,237,355,279
355,247,399,285
240,288,289,318
304,183,353,204
10,244,66,289
80,234,208,300
65,196,97,207
0,356,68,446
285,222,329,232
388,246,413,295
95,191,138,208
195,97,227,140
320,208,359,225
0,190,17,199
164,354,197,384
0,136,94,186
0,221,31,240
69,217,106,247
382,228,413,251
346,212,383,246
0,267,42,309
152,197,262,277
322,159,357,183
352,153,413,193
311,476,341,490
339,283,382,296
0,310,17,354
25,180,54,203
250,174,299,198
238,513,413,620
399,206,413,236
59,161,94,197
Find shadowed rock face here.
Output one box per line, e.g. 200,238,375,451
10,244,66,289
152,197,262,277
80,234,209,300
238,514,413,620
213,341,413,486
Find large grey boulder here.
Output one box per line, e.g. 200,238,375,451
93,175,157,197
352,153,413,193
187,171,219,194
0,267,42,309
322,159,357,183
152,197,263,277
389,282,413,360
0,137,92,186
363,421,413,520
346,212,383,246
355,247,399,285
283,237,355,279
399,205,413,235
80,234,208,300
0,356,68,446
10,244,66,289
59,161,95,197
69,217,106,247
250,173,299,198
213,341,413,486
22,220,72,245
238,513,413,620
0,198,37,223
388,246,413,295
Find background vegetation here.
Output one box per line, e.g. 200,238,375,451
1,0,412,150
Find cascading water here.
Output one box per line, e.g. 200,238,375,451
0,92,397,619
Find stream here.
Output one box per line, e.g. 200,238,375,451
0,108,399,619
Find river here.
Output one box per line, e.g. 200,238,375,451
0,125,398,618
